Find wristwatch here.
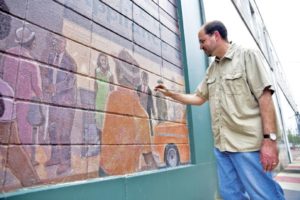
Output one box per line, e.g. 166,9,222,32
263,133,277,141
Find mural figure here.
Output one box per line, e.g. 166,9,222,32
99,50,157,176
169,78,182,121
155,79,168,123
0,71,40,187
41,35,77,175
80,53,115,158
137,71,155,135
2,26,43,167
95,53,114,131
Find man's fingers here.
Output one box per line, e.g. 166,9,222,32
154,84,165,91
261,158,278,171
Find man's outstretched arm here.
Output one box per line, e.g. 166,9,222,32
154,84,207,106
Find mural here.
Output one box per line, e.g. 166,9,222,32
0,0,190,193
137,71,155,136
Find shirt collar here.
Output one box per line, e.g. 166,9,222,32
214,42,236,63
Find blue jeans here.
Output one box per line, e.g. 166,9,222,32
214,148,285,200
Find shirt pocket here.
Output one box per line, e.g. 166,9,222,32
223,72,243,95
206,77,216,98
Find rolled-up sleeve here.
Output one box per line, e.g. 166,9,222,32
245,50,274,100
195,78,209,100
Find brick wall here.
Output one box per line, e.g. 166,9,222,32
0,0,190,192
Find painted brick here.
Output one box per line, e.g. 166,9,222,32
133,23,161,56
0,53,19,91
76,76,95,110
162,59,185,85
162,42,182,67
56,0,93,19
91,22,133,61
159,0,178,20
66,40,91,76
33,145,88,184
0,0,27,19
0,12,23,54
161,24,181,50
133,0,159,20
168,0,178,7
87,150,100,178
133,4,160,37
133,44,162,75
63,8,92,46
101,113,152,145
93,0,132,41
101,0,133,19
99,145,156,176
159,8,180,35
26,0,64,34
0,145,7,191
105,86,135,116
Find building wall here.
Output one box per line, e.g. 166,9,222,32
0,0,191,193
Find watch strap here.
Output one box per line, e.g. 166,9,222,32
263,135,270,139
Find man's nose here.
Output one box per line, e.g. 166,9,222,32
200,43,203,49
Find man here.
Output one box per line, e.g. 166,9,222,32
42,35,77,175
155,21,285,199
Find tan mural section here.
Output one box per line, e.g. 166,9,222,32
0,0,189,192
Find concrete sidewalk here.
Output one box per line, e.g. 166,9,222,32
275,150,300,200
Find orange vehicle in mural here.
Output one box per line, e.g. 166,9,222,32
152,121,190,168
98,50,190,176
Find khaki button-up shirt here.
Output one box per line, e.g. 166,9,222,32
196,43,274,152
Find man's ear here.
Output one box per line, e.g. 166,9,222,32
214,31,221,40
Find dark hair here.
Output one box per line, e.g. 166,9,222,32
204,21,228,41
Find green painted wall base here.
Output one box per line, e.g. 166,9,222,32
1,164,218,200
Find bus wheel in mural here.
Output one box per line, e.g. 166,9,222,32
164,144,180,167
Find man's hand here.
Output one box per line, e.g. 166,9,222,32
154,84,173,97
260,139,279,171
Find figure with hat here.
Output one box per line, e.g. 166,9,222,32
2,26,43,167
0,21,41,188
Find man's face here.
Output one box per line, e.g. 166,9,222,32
198,29,217,57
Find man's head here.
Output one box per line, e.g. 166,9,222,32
198,20,228,57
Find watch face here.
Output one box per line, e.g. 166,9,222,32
270,133,277,140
